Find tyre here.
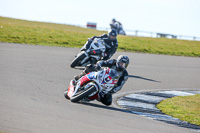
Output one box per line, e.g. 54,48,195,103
64,90,70,99
70,52,86,68
70,86,97,103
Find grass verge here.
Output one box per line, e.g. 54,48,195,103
157,94,200,126
0,16,200,57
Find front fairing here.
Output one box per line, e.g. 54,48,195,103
97,68,119,92
67,68,119,100
88,39,106,55
77,38,106,66
70,72,98,97
67,80,75,98
80,68,119,93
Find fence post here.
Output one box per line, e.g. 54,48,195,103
135,30,138,36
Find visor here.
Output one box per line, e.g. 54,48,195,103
119,61,126,68
109,35,116,40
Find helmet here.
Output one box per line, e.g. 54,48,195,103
116,55,129,71
108,29,117,41
112,18,116,22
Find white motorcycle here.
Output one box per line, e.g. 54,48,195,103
70,38,106,68
110,22,126,35
64,68,119,103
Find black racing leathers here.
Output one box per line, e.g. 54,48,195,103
89,34,118,60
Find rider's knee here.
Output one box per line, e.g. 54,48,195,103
85,64,96,73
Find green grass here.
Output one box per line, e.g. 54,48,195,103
157,94,200,126
1,16,200,57
0,16,104,47
0,131,7,133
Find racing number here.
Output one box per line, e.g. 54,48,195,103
105,76,111,83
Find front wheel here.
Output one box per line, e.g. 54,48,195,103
70,86,97,103
70,52,86,68
64,90,70,99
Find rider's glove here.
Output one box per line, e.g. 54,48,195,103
91,36,97,40
87,38,92,41
95,65,101,71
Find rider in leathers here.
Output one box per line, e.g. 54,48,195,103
110,18,122,31
86,29,118,61
75,55,129,106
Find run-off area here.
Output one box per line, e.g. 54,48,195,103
117,90,200,132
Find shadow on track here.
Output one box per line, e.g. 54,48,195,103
128,75,161,83
78,102,131,114
78,100,200,131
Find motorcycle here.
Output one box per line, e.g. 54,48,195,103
110,22,126,35
70,38,106,68
64,68,119,103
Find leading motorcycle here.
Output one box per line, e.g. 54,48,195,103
64,68,119,103
110,22,126,35
70,38,106,68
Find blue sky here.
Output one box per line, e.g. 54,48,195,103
0,0,200,39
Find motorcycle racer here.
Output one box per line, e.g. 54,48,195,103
110,18,122,30
85,29,118,60
110,18,126,35
74,55,129,105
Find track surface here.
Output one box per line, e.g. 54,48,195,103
0,42,200,133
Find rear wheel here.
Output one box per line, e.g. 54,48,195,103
70,52,86,68
70,86,97,103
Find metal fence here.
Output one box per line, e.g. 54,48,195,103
96,26,200,41
76,24,200,41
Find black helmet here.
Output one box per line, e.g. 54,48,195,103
108,29,117,41
116,55,129,71
112,18,116,22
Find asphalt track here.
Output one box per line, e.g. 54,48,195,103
0,42,200,133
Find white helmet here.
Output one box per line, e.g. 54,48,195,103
116,55,129,71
